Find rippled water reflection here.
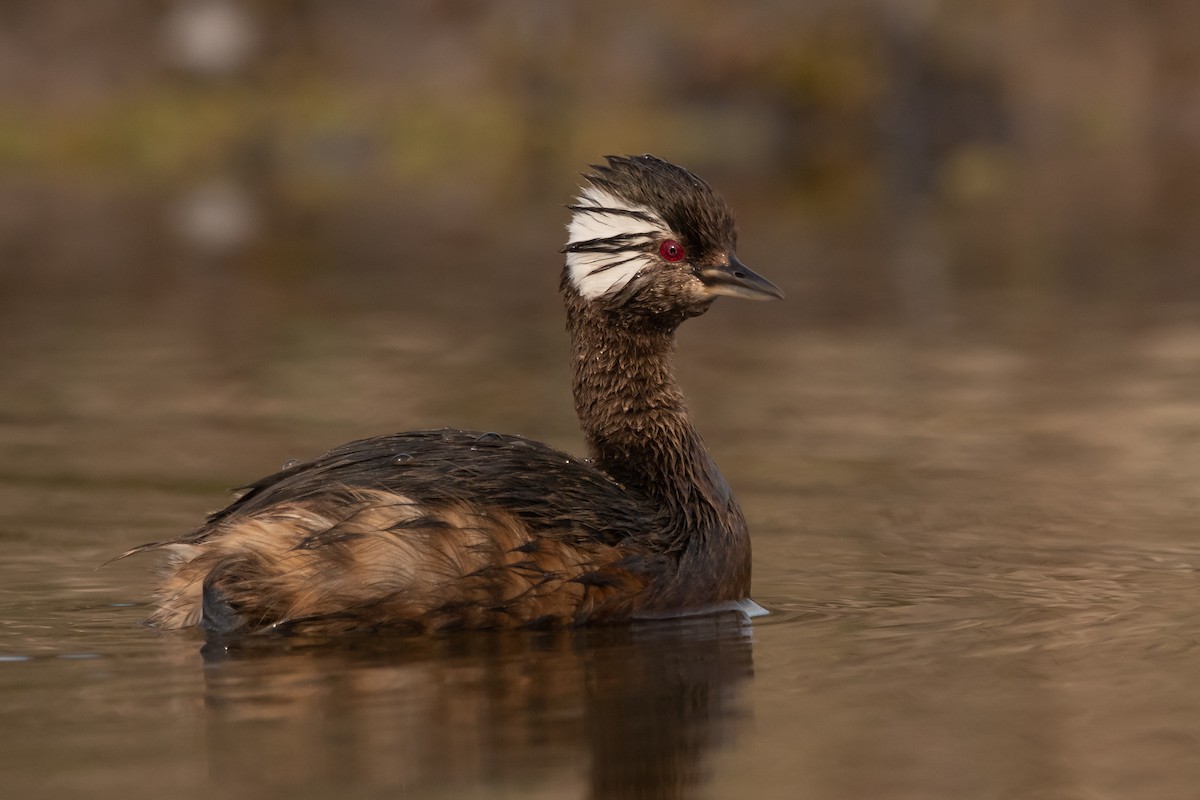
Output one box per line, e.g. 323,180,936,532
1,239,1198,797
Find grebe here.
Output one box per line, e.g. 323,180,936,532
127,155,783,634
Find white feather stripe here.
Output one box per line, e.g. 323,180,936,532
566,252,655,299
566,187,669,298
566,197,663,247
572,186,663,218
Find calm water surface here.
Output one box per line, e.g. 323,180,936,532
1,259,1199,798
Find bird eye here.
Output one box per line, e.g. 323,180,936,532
659,239,685,262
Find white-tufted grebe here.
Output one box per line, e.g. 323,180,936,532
125,155,783,634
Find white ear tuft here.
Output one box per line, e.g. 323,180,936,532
565,187,668,299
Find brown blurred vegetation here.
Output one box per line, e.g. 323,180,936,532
0,0,1198,325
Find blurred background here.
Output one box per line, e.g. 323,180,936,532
3,4,1200,799
4,0,1198,315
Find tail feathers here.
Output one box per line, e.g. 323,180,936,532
100,539,169,568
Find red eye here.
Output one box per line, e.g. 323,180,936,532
659,239,685,262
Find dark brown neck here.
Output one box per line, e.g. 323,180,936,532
564,291,750,601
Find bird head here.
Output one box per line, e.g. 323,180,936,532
562,155,783,321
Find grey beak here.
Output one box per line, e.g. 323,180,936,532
696,255,784,301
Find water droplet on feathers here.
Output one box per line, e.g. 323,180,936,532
473,432,505,446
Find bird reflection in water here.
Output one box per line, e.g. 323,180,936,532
196,612,756,798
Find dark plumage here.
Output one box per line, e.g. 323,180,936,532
125,154,783,635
